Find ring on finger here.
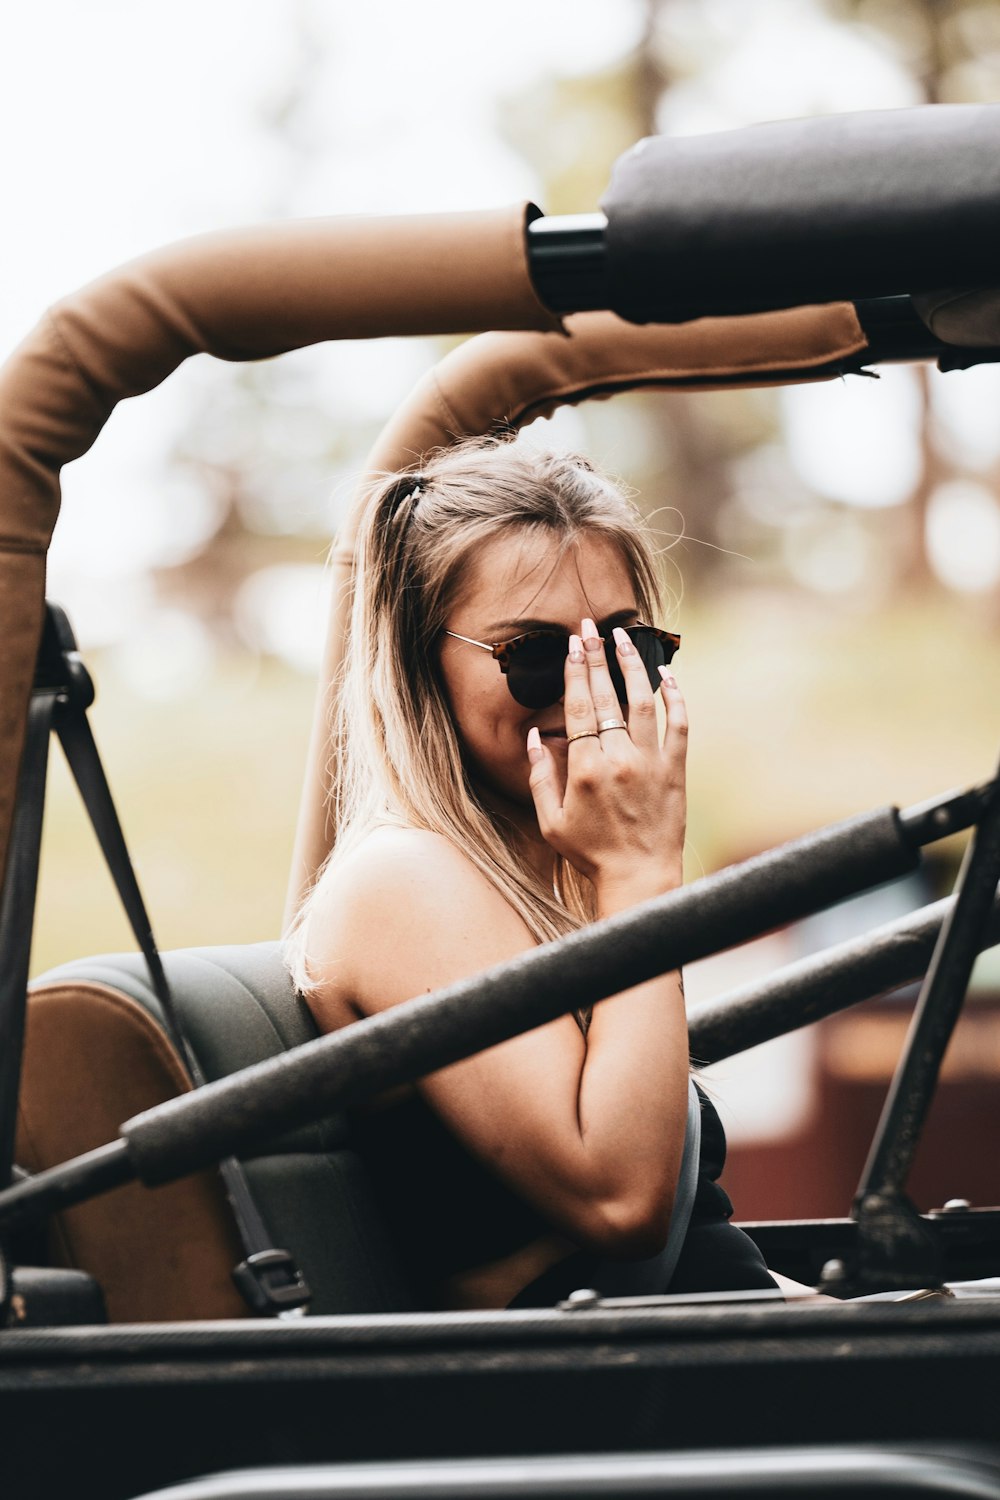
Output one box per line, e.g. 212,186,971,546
597,718,628,734
568,729,600,743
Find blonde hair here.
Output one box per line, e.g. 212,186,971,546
287,438,666,993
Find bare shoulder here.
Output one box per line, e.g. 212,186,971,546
305,826,536,1026
317,825,511,921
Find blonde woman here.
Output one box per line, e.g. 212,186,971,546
287,440,776,1310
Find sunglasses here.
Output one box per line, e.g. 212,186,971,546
443,623,681,710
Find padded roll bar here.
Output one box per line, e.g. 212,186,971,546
0,206,559,901
688,889,1000,1066
599,104,1000,323
0,800,926,1225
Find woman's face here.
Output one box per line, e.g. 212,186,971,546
439,528,641,827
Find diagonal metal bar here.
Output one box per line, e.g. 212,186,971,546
688,890,1000,1066
839,769,1000,1294
856,777,1000,1206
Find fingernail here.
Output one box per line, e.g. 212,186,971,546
527,726,544,763
613,626,634,655
581,617,601,652
658,665,676,687
568,633,585,664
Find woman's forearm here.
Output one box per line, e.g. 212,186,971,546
569,875,691,1252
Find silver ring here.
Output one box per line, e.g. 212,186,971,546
567,730,600,744
597,718,628,733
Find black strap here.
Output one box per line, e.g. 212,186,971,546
0,692,59,1190
3,605,309,1315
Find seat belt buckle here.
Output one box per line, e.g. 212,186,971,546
232,1248,311,1316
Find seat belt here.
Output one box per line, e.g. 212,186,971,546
2,604,310,1317
660,1075,704,1286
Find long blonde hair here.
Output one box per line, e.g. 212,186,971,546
287,438,667,992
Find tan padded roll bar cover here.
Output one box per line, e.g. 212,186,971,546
285,301,866,921
0,206,559,895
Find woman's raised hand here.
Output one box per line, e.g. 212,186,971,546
526,618,687,899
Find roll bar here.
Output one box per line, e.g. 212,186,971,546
528,212,1000,370
0,205,558,899
4,104,999,912
598,104,1000,323
0,785,990,1234
0,206,875,923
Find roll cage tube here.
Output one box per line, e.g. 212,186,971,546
0,207,559,904
528,105,1000,363
526,216,1000,371
3,789,991,1232
596,104,1000,324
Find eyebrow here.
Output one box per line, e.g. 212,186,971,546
484,607,641,637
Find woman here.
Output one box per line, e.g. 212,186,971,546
286,439,777,1310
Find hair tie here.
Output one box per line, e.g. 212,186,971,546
390,473,428,519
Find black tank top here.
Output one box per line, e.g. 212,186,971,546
351,1083,775,1306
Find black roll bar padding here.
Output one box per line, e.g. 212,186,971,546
688,891,1000,1067
599,104,1000,323
11,779,1000,1234
0,802,917,1230
68,805,920,1205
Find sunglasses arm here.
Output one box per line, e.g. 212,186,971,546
441,631,495,653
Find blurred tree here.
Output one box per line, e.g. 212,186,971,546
498,0,771,590
834,0,1000,594
151,0,388,657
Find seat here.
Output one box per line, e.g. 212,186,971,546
16,943,414,1322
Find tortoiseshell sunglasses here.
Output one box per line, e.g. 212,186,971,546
442,623,680,709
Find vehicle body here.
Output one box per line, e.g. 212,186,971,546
2,104,1000,1499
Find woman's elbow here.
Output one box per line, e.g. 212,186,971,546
575,1187,675,1260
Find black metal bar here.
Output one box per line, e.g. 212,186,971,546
897,780,997,845
526,213,608,313
0,1142,132,1233
688,890,1000,1066
829,770,1000,1296
0,803,914,1232
849,297,1000,370
0,693,57,1190
744,1208,1000,1290
858,776,1000,1205
525,217,1000,371
0,776,988,1232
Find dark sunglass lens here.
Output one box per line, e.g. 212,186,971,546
605,643,629,708
507,635,567,708
605,628,674,704
633,627,670,689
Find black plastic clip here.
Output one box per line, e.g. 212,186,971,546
231,1249,311,1316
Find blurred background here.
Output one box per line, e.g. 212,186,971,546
5,0,1000,1219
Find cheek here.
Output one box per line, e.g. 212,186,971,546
441,656,505,736
451,676,527,771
